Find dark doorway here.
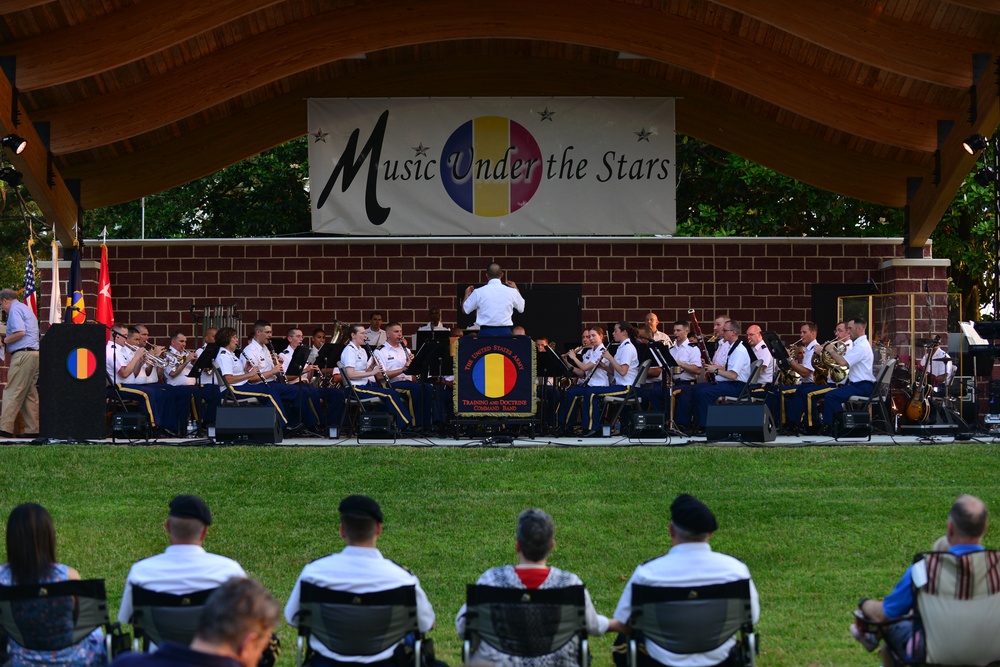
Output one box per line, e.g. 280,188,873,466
456,283,582,351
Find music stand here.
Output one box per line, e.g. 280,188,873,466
315,342,345,371
285,345,309,377
647,342,684,435
188,344,220,378
416,330,451,376
538,346,573,380
405,341,446,379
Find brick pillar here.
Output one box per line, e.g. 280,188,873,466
874,258,950,367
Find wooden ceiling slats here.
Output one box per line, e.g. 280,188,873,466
28,0,955,155
4,0,284,91
51,55,917,212
0,0,995,248
714,0,985,87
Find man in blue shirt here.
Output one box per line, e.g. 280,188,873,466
854,495,988,662
0,288,39,437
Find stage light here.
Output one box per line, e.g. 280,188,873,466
963,134,989,154
0,167,22,186
974,166,997,188
1,134,26,154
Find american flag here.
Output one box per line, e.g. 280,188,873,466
24,249,37,317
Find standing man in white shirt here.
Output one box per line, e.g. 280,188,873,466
462,263,525,337
118,495,247,631
612,494,759,667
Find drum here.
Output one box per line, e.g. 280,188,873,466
890,388,911,416
890,365,911,390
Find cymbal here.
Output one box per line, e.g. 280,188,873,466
937,355,953,362
915,338,936,347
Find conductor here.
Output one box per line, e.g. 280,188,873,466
462,262,525,337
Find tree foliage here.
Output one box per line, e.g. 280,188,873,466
82,137,310,239
0,133,994,319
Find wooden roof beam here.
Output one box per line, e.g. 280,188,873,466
711,0,996,88
59,56,920,210
0,60,79,247
34,0,949,155
907,53,1000,248
4,0,285,91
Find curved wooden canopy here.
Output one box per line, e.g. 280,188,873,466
0,0,997,247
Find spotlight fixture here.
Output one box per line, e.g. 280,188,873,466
963,134,989,154
0,134,26,154
0,166,22,187
974,166,998,188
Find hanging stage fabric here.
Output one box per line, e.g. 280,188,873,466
455,336,535,418
308,98,676,236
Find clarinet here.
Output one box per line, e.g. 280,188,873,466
364,343,391,388
582,345,607,385
266,342,287,384
240,348,269,385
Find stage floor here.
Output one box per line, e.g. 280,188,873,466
5,430,995,448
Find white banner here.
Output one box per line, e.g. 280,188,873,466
308,97,676,236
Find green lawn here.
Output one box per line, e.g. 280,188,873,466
2,443,996,666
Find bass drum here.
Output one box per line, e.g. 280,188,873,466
890,388,911,423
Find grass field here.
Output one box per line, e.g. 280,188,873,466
2,443,997,667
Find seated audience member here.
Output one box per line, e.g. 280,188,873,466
612,494,759,667
852,495,989,664
111,578,281,667
284,495,436,666
118,495,247,629
1,503,107,667
456,508,623,666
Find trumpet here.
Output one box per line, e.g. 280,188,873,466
120,339,170,368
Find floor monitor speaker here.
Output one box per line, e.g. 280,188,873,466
705,404,777,442
214,406,282,444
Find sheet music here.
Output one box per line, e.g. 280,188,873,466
961,321,989,345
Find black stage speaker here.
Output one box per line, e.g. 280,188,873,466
112,413,150,439
358,413,397,440
40,323,106,440
705,404,777,442
629,412,667,438
214,406,281,444
833,411,871,439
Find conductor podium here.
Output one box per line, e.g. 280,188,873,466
39,324,106,440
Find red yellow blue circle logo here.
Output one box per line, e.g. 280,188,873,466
440,116,543,217
66,348,97,380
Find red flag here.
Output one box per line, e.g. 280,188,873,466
96,244,114,341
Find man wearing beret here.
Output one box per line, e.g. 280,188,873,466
612,494,760,667
284,495,436,666
118,495,248,629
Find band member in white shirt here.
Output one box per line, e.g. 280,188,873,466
558,326,610,430
213,326,287,426
243,320,318,432
375,323,436,428
340,324,412,430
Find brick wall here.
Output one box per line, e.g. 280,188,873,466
40,237,942,343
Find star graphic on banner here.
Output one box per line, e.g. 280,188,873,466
311,128,329,143
635,127,652,142
412,143,430,157
100,283,111,299
538,107,555,121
